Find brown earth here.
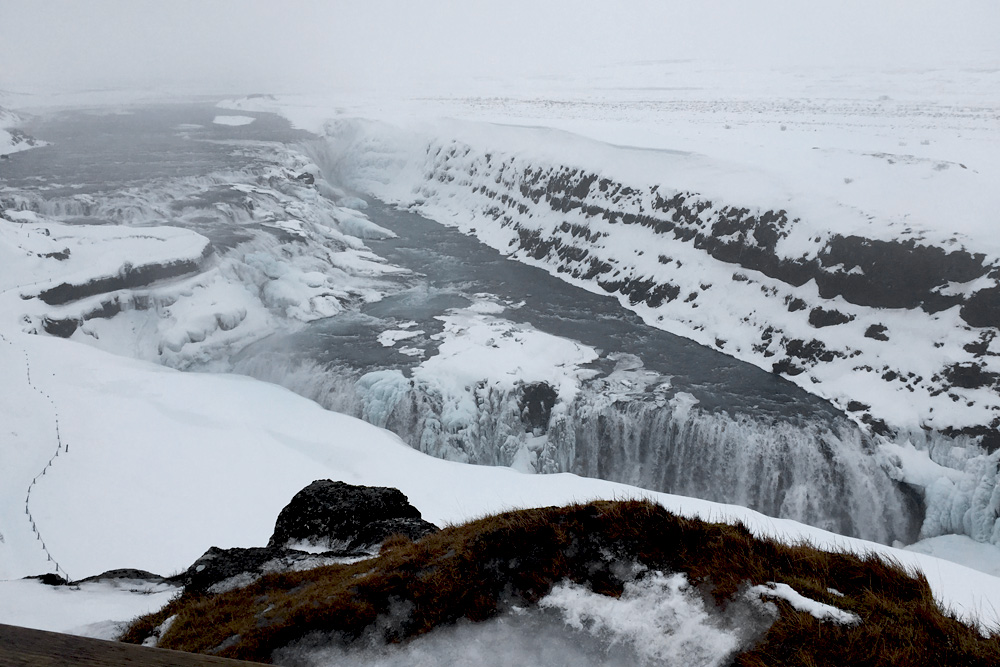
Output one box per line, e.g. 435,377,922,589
0,623,268,666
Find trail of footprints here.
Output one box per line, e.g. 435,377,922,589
0,330,69,579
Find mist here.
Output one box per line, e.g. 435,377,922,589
2,0,998,97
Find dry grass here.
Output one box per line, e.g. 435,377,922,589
121,500,1000,665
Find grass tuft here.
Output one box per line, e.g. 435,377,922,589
121,500,1000,665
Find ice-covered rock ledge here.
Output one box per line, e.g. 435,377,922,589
0,211,214,339
322,119,1000,450
0,106,45,157
1,142,406,368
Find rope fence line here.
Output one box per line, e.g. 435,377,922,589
0,329,70,580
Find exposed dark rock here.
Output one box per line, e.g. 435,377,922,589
865,324,890,341
943,363,999,390
74,568,169,586
294,172,315,185
808,307,854,328
41,316,79,338
772,358,805,376
40,248,70,260
940,421,1000,454
37,249,210,306
784,338,840,364
962,286,1000,328
268,480,437,551
84,297,124,320
520,382,558,433
24,573,68,586
815,236,987,314
846,401,870,412
860,413,893,437
169,482,440,594
785,297,807,313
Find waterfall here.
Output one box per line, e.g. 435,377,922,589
229,352,920,544
546,392,919,544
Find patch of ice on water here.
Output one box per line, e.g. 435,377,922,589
212,115,256,126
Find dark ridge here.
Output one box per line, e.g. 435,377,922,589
37,247,211,306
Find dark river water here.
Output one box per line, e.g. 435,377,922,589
349,201,841,420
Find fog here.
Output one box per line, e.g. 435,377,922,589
2,0,998,96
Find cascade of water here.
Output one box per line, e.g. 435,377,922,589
229,352,920,544
546,392,920,544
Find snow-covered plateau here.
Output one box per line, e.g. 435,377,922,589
1,60,1000,640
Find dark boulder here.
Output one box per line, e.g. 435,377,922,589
173,481,439,594
267,480,437,552
943,363,999,390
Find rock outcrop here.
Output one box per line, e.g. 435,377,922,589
267,479,437,551
175,481,437,594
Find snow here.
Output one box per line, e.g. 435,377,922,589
414,306,599,411
905,534,1000,579
212,115,255,126
540,571,748,665
377,328,423,347
0,106,47,156
749,582,860,626
0,578,178,638
879,440,966,489
0,216,210,302
210,54,1000,458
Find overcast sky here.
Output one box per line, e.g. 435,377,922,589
1,1,998,95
